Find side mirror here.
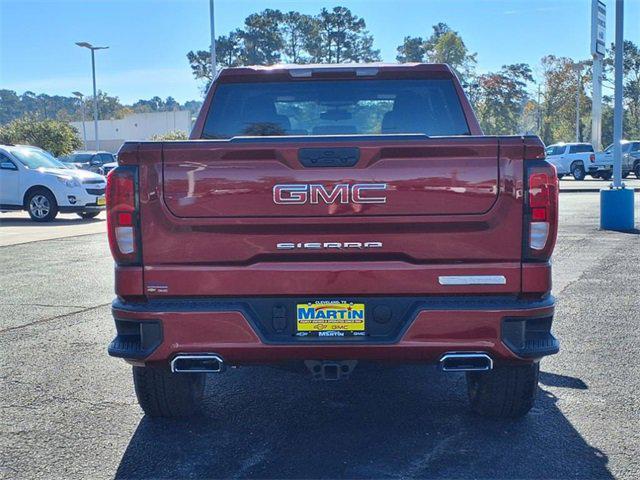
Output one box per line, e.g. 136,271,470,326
0,161,17,171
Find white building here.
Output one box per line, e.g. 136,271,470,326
71,110,193,153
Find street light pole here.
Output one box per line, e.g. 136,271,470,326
72,91,87,149
612,0,624,189
209,0,217,80
90,48,99,150
75,42,108,150
574,62,583,142
537,84,542,135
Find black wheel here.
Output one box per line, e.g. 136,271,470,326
634,163,640,178
466,363,539,418
599,171,612,181
571,163,586,181
132,366,205,418
26,189,58,222
77,211,100,219
622,171,629,179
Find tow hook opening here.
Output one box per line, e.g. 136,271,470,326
439,352,493,372
305,360,357,380
171,354,225,373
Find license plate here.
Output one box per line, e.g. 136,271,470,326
97,197,106,206
296,301,365,336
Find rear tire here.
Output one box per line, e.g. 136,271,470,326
634,163,640,178
571,163,586,181
132,366,205,418
26,189,58,222
77,211,100,219
466,363,539,418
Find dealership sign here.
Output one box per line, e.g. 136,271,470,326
591,0,606,57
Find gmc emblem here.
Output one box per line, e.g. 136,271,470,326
273,183,387,205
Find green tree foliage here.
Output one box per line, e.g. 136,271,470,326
395,23,476,84
0,90,22,124
0,118,82,156
308,7,380,63
1,90,199,126
150,130,189,141
281,11,317,64
186,30,244,86
472,64,533,135
187,5,381,86
131,96,182,113
603,40,640,143
239,9,284,65
538,55,592,145
396,36,425,62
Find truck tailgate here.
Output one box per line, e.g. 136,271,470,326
162,137,499,217
134,136,526,296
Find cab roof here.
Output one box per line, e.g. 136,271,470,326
216,63,456,80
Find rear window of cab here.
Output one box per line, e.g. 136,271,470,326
202,79,471,139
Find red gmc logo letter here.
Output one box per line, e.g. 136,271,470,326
273,183,387,205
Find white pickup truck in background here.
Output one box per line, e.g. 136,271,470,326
593,140,640,179
544,142,611,180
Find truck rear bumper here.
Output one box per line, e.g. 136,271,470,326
109,295,558,365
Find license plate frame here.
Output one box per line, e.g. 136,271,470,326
97,197,106,206
296,301,366,337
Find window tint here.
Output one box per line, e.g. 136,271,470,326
569,144,593,153
631,142,640,152
72,154,93,162
10,147,66,169
546,145,566,156
203,79,471,139
99,153,115,163
0,152,16,168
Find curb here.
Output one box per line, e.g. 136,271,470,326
560,188,640,193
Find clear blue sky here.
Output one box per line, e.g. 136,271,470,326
1,0,638,104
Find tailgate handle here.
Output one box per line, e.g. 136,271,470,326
298,147,360,168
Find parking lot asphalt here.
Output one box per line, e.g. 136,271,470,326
1,193,638,480
0,211,106,247
559,176,640,192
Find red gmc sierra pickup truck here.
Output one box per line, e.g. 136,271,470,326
106,63,559,419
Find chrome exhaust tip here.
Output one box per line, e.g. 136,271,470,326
439,352,493,372
171,354,225,373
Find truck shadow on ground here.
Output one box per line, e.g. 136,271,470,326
0,217,104,227
115,364,611,479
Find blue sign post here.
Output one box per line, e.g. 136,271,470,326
600,0,635,231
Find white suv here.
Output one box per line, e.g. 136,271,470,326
544,142,609,180
0,145,106,222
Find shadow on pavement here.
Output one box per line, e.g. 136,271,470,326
0,217,104,227
539,371,589,390
115,364,611,479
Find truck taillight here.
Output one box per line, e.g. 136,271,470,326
106,166,140,265
590,153,595,163
525,162,558,261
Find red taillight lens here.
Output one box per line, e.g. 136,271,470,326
529,173,551,208
590,154,595,163
525,163,558,261
106,167,140,265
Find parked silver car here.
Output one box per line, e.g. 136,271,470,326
594,141,640,178
59,151,116,174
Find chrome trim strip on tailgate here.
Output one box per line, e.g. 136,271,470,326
438,275,507,285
